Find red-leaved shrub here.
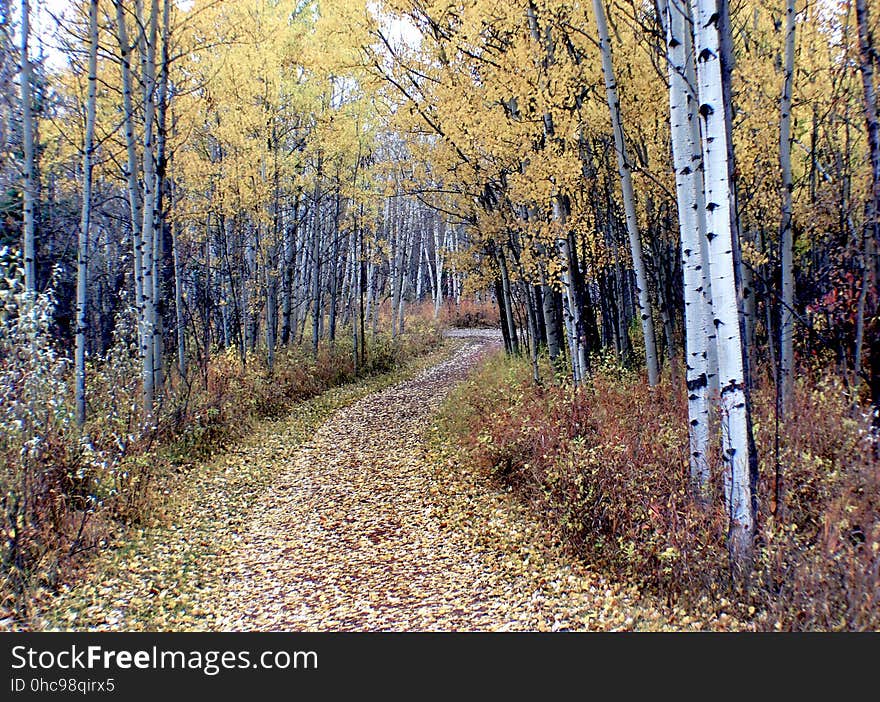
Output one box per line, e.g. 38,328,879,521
440,352,879,629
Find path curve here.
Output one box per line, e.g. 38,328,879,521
215,331,662,631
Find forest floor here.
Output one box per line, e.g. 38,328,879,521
32,330,701,631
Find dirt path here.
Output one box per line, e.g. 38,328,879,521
215,332,672,631
217,335,503,629
37,332,685,631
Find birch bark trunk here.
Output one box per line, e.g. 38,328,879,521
691,0,755,569
19,0,36,292
779,0,797,414
311,159,323,354
592,0,660,385
855,0,880,414
171,200,185,379
661,0,710,494
138,0,160,421
75,0,99,426
115,0,145,340
433,219,445,318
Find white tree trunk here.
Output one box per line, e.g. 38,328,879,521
433,218,445,318
399,202,412,334
496,243,518,353
139,0,160,422
350,220,360,373
20,0,36,292
691,0,755,569
115,0,146,367
311,166,323,353
416,228,426,302
555,211,587,383
389,195,403,338
75,0,99,427
682,21,720,393
662,0,710,493
592,0,660,385
171,209,185,379
19,1,37,290
151,0,172,393
779,0,797,414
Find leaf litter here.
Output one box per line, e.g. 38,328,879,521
31,332,733,631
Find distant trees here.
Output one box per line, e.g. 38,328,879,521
2,0,465,432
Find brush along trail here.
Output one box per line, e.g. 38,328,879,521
37,331,707,632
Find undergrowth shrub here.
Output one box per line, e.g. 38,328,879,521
750,374,879,629
1,252,78,602
440,299,499,328
439,351,879,629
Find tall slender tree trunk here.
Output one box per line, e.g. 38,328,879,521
351,217,360,374
417,235,426,302
496,242,519,354
20,0,36,293
390,196,402,339
328,190,341,344
661,0,710,494
359,215,367,367
138,0,160,422
243,222,257,354
524,281,541,383
396,204,410,335
266,271,277,373
171,201,185,379
855,0,880,415
75,0,99,426
542,279,564,368
561,228,589,379
311,159,323,355
592,0,660,385
283,194,300,346
115,0,144,340
433,219,445,318
691,0,756,572
152,0,172,393
683,21,720,393
779,0,797,415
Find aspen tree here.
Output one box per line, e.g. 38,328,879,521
139,0,161,421
779,0,797,414
660,0,710,493
591,0,660,386
19,0,35,292
75,0,99,426
855,0,880,413
690,0,756,570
